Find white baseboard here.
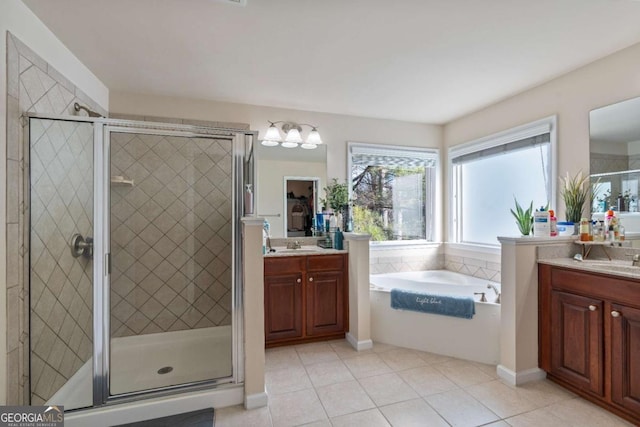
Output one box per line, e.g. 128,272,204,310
244,391,268,409
497,365,546,386
346,333,373,351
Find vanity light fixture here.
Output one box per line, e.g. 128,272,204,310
262,121,323,149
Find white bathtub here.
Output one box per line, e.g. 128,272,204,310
370,270,500,364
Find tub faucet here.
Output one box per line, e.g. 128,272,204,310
487,284,501,304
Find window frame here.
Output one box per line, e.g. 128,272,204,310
448,116,557,249
347,141,440,248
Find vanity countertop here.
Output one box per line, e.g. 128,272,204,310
264,245,348,258
538,257,640,281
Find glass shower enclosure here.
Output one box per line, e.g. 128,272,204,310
27,114,251,410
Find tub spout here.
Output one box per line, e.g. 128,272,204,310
487,284,501,304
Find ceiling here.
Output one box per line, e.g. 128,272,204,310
590,96,640,144
24,0,640,124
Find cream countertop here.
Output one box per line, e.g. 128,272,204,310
264,246,348,258
538,257,640,281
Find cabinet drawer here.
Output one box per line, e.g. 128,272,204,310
265,256,305,275
550,267,640,308
307,254,345,271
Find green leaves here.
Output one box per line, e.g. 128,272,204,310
560,171,590,223
510,197,534,236
323,178,349,211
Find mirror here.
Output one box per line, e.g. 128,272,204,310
590,96,640,232
254,143,327,237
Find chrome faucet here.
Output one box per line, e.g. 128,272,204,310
287,240,301,249
487,284,501,304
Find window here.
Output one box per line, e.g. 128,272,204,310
449,117,556,246
348,143,438,244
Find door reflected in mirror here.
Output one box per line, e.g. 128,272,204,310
255,143,327,238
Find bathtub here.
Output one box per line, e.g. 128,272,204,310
370,270,500,364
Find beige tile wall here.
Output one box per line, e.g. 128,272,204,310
109,132,233,337
5,32,106,405
29,119,94,405
369,246,444,274
444,255,501,283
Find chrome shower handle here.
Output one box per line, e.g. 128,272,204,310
70,233,93,259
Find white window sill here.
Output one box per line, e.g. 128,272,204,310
445,242,501,258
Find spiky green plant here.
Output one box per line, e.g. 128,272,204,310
510,197,534,236
560,171,590,223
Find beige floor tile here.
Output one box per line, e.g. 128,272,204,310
505,407,570,427
370,341,398,353
266,364,313,396
316,380,376,417
266,347,303,372
467,379,577,420
305,359,354,387
472,361,499,379
296,343,339,366
483,421,511,427
545,397,636,426
433,359,496,387
398,366,459,397
343,353,393,379
378,348,428,371
297,421,332,427
215,405,272,427
379,398,449,427
330,408,391,427
415,350,454,365
425,389,500,427
358,372,419,406
329,339,373,359
268,388,327,427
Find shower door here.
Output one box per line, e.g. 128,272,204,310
106,128,236,397
29,117,97,410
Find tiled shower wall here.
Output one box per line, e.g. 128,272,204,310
5,32,107,404
109,132,233,337
29,120,94,405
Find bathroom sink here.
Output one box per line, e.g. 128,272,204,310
274,246,323,254
579,259,640,275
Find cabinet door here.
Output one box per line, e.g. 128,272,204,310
611,303,640,414
264,273,303,342
550,290,604,396
306,270,345,336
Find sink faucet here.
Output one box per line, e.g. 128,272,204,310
287,240,301,249
487,284,501,304
633,254,640,267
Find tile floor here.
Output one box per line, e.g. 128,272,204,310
215,340,634,427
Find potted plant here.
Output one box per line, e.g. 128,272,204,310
560,171,590,224
322,178,350,230
510,197,534,236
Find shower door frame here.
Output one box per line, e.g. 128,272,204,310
26,113,250,409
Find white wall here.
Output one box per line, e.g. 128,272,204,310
110,92,443,183
0,0,109,404
444,41,640,235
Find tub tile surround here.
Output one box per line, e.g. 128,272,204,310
369,245,444,275
5,32,107,404
215,339,633,427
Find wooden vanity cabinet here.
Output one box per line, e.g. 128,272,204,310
265,254,348,347
539,264,640,424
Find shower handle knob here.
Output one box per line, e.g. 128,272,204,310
70,233,93,259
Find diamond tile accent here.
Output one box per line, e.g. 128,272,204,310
109,133,233,337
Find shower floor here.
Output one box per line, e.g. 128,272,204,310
47,325,232,409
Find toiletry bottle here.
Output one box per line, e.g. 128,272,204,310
549,210,558,237
334,228,344,250
617,193,626,212
579,218,590,242
262,219,270,254
533,207,550,237
324,233,333,249
618,219,625,241
244,184,254,215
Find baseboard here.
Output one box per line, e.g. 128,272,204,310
346,333,373,351
497,365,546,386
244,391,268,409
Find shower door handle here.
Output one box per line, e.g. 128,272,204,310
70,233,93,259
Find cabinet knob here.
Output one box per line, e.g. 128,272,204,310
296,278,301,283
588,305,597,311
309,277,314,282
611,310,621,318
